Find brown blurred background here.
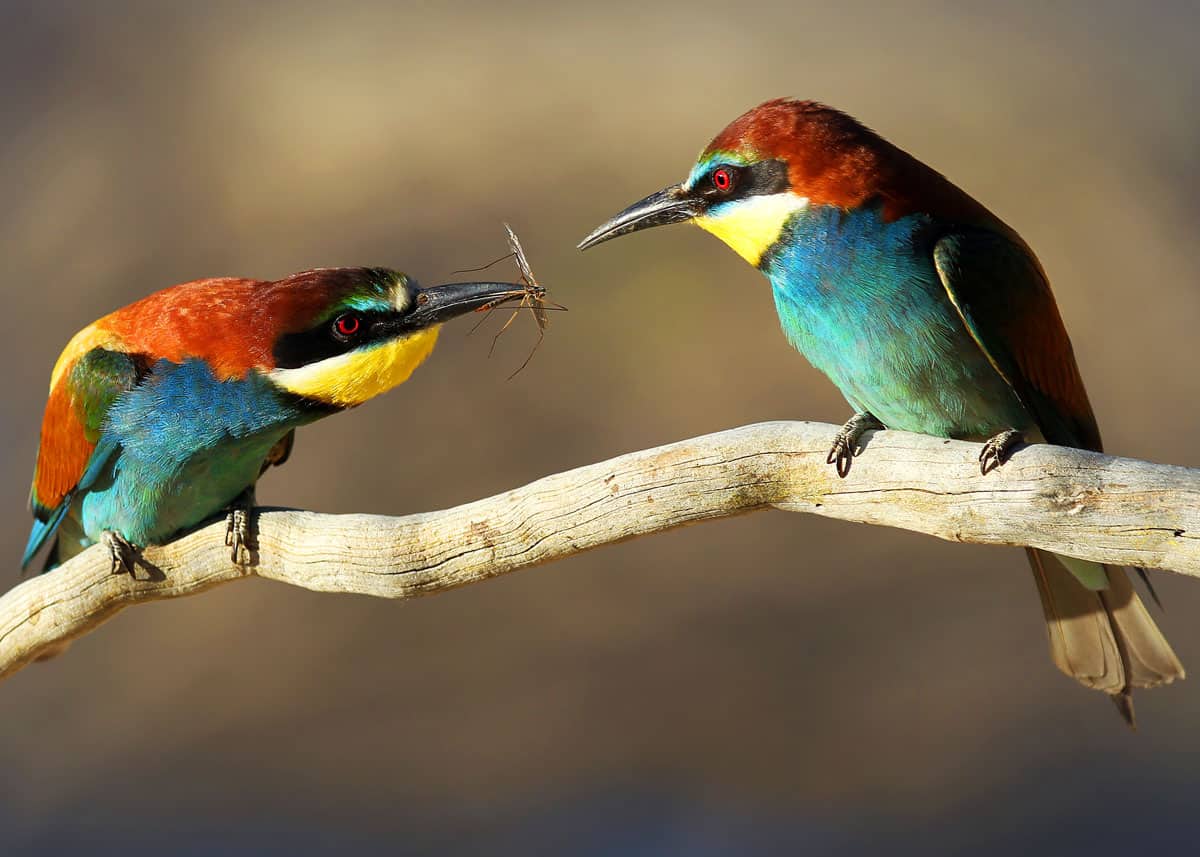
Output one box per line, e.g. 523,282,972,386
3,1,1200,853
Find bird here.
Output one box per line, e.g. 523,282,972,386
578,97,1184,725
24,267,525,575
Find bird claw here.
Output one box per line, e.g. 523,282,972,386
225,509,247,564
225,489,255,565
100,530,138,576
826,436,855,478
979,429,1023,475
826,412,883,478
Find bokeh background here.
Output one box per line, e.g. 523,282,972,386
3,1,1200,853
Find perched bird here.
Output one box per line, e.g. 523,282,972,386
579,97,1183,724
24,267,525,574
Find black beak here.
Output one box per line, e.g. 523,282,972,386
577,183,702,251
406,281,524,328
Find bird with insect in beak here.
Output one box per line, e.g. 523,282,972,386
578,97,1183,726
24,268,528,575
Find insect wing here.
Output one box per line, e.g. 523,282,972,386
504,223,540,287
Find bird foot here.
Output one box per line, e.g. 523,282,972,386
225,488,256,565
979,429,1024,475
100,530,138,576
826,412,883,478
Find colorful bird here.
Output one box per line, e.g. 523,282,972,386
578,98,1183,724
24,268,525,574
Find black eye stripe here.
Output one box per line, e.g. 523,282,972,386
273,310,393,369
700,159,790,201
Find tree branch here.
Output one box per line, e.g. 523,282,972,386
4,420,1200,681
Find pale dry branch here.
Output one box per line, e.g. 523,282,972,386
4,420,1199,681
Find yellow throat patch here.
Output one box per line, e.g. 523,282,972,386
694,193,809,267
270,326,441,407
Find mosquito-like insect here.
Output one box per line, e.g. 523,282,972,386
459,224,565,378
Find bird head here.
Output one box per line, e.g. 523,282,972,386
260,267,525,408
85,267,527,410
578,98,896,267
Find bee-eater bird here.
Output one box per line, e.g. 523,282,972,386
578,97,1183,724
24,267,525,574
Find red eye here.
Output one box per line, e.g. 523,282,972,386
712,167,733,191
334,314,361,337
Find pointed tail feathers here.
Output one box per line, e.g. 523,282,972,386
1028,549,1184,727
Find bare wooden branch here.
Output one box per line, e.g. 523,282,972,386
4,420,1200,681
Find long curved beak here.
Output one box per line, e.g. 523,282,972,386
407,281,524,328
577,183,701,251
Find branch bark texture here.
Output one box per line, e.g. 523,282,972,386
4,421,1199,681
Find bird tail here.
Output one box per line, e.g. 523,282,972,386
1028,548,1184,728
21,503,69,572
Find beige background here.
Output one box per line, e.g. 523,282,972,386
2,1,1199,853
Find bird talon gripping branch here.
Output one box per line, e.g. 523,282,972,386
979,428,1024,475
23,267,531,581
100,530,137,576
826,412,883,478
224,489,255,565
579,96,1184,722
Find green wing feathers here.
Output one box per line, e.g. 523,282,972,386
932,228,1102,452
24,347,144,569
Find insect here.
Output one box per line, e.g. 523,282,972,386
460,224,565,378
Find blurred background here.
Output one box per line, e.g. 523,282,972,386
3,0,1200,853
